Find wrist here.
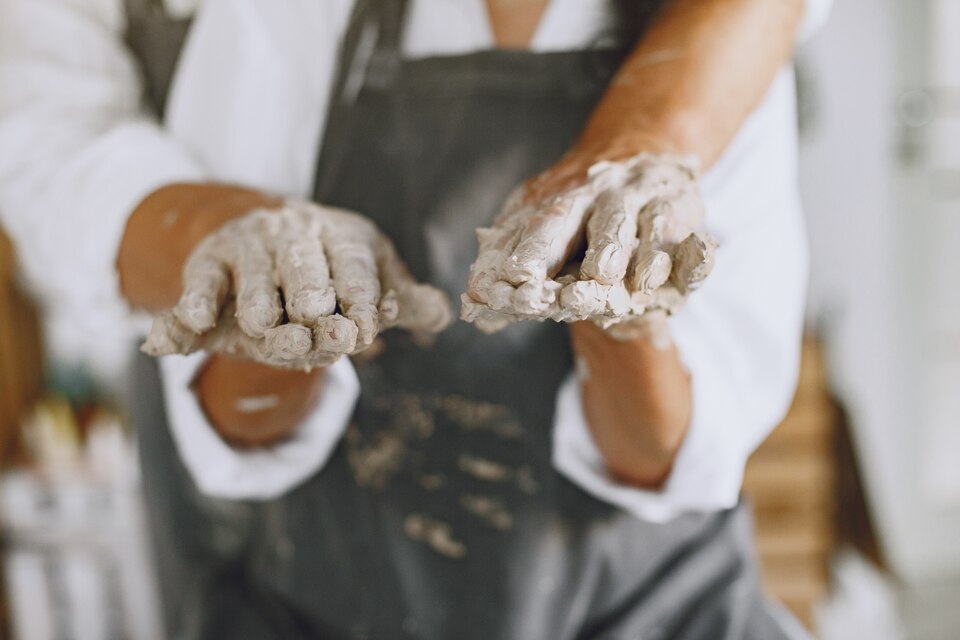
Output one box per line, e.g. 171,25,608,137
570,321,691,488
571,107,708,169
118,183,281,311
194,354,326,448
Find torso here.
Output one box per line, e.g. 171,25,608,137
126,2,793,638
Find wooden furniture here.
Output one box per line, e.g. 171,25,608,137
0,227,44,467
744,339,839,630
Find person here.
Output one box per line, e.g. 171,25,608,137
0,0,831,637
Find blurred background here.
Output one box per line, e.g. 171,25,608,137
0,0,958,638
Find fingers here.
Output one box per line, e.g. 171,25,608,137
376,238,452,334
378,289,400,328
466,194,529,303
324,222,381,345
580,190,639,285
314,314,359,353
232,223,283,338
142,313,199,356
628,250,672,293
670,231,718,294
275,219,336,325
263,324,313,361
174,243,230,334
501,186,594,285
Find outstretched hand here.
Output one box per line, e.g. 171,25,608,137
143,201,452,369
461,153,717,342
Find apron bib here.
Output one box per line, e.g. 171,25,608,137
124,1,802,638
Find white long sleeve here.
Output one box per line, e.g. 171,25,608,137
552,66,809,523
0,0,206,376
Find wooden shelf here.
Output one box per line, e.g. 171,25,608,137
744,337,839,631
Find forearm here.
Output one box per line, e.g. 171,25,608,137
571,321,690,487
117,183,280,312
576,0,805,170
567,0,803,487
194,355,325,448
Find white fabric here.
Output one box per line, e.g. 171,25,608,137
0,0,831,520
159,353,359,499
0,0,207,379
554,67,809,521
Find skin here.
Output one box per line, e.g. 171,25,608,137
194,354,325,448
118,0,805,479
517,0,805,486
117,184,323,447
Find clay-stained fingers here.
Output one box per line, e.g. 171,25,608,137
313,314,359,354
263,324,314,362
231,225,283,339
142,312,200,356
580,190,640,285
636,190,706,249
467,226,523,304
501,186,595,285
324,223,381,346
670,231,718,294
628,249,672,293
376,239,452,334
466,195,530,303
378,289,400,328
275,222,337,325
174,242,231,334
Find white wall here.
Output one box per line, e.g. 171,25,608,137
799,0,960,584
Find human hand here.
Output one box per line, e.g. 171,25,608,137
143,201,452,369
461,152,717,340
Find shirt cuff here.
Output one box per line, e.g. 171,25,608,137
552,350,746,523
158,353,360,500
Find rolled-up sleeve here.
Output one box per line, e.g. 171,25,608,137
553,66,808,523
0,0,205,358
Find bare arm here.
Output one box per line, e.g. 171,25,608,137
558,0,806,487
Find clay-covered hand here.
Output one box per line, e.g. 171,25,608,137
143,201,452,369
461,152,717,340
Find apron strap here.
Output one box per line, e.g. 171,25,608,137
328,0,409,109
314,0,409,200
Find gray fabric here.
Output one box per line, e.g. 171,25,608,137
123,0,191,118
124,1,807,638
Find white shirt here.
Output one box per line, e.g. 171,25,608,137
0,0,831,522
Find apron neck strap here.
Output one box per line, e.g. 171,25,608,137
329,0,409,108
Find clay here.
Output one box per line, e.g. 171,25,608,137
144,201,452,369
460,494,513,531
461,153,717,342
458,454,511,483
417,473,447,491
346,427,407,491
404,514,466,559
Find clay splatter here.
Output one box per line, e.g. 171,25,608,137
460,494,513,531
404,514,466,559
458,455,511,483
417,473,447,491
346,426,406,490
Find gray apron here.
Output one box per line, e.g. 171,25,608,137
125,1,805,638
